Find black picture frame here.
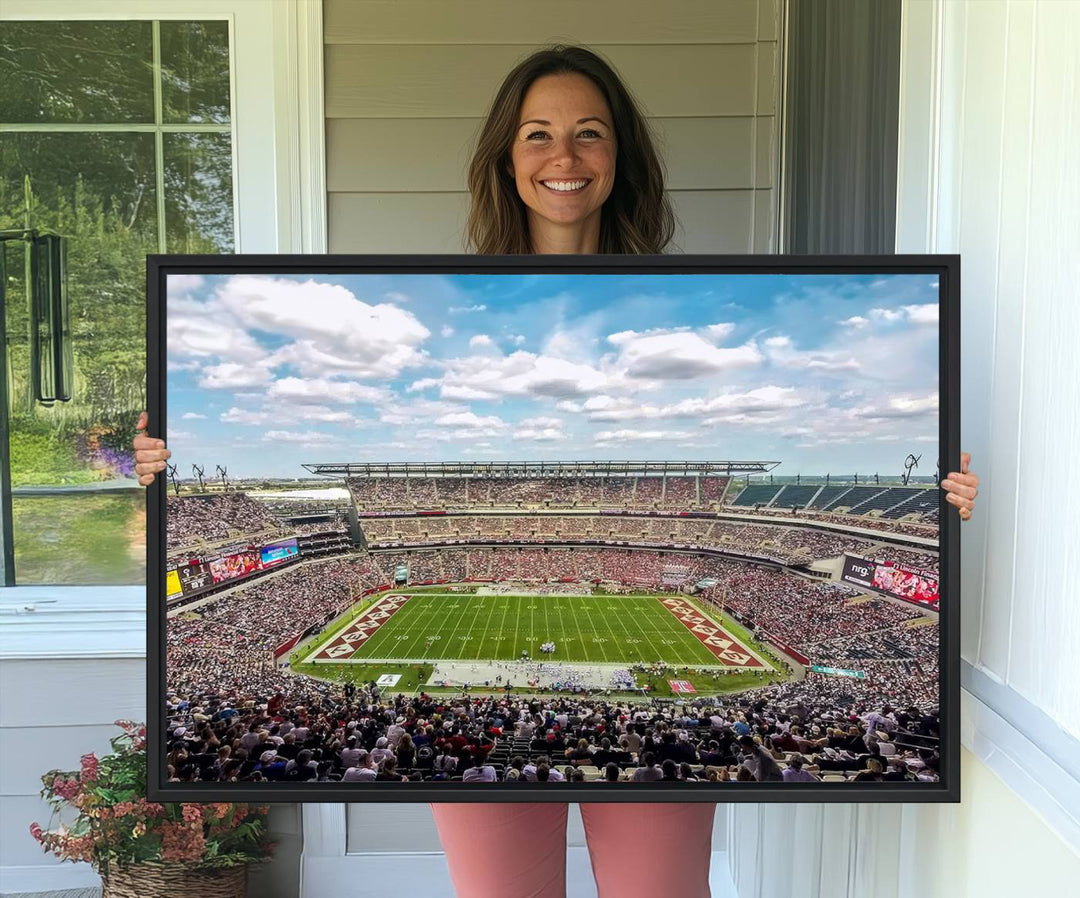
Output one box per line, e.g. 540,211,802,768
147,253,960,803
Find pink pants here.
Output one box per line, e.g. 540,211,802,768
431,802,717,898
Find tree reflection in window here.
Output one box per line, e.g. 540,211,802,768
0,20,234,584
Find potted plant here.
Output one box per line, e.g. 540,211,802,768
30,720,274,897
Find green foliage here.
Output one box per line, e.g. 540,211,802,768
31,722,274,874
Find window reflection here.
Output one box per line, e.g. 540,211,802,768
1,20,234,585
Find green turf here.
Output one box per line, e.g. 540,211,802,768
327,591,757,667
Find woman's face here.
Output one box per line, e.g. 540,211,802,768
509,73,617,234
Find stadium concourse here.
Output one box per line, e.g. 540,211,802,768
163,461,941,786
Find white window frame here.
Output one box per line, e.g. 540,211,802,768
0,0,326,656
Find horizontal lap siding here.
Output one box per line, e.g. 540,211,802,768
324,0,781,254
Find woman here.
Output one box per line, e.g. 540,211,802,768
135,43,979,898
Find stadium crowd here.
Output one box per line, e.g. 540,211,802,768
348,475,732,512
162,678,940,786
359,514,937,577
167,493,283,550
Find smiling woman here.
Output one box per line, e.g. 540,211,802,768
466,45,674,255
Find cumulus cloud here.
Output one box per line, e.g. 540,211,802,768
607,328,763,380
221,407,271,426
762,335,860,372
167,274,204,295
262,429,339,446
868,304,937,325
847,393,939,422
578,386,808,423
841,316,869,328
594,428,695,444
417,351,626,402
169,309,267,363
704,322,736,341
469,334,495,349
266,377,384,405
181,412,206,420
212,275,430,378
434,411,507,431
441,325,455,338
199,362,274,389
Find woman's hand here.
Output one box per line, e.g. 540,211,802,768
133,410,171,486
941,452,979,521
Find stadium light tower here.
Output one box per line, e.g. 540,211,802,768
166,462,180,497
902,453,921,486
192,464,205,492
216,464,230,491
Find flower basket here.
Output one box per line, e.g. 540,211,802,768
31,721,273,887
101,861,247,898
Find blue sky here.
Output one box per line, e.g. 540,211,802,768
165,271,940,479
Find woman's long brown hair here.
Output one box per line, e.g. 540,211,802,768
466,46,676,255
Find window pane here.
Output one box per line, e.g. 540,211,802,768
1,132,156,584
164,133,235,252
0,21,154,124
160,21,232,124
12,493,145,585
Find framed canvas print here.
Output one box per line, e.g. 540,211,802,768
147,254,960,803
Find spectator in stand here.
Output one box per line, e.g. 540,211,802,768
781,755,820,783
738,735,784,783
463,758,498,783
631,752,663,782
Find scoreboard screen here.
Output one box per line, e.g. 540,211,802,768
177,560,213,593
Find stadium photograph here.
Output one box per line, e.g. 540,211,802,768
157,265,945,796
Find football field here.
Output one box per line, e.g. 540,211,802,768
309,591,769,668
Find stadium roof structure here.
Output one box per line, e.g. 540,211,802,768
301,460,782,478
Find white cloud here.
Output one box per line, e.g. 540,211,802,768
266,377,384,405
519,416,563,428
199,362,274,389
902,303,939,324
424,351,627,401
580,386,808,423
704,322,736,341
181,412,206,420
762,336,861,372
868,304,937,325
841,316,869,328
469,334,495,349
213,275,430,379
515,426,565,442
607,328,764,380
167,274,204,295
514,416,567,442
169,309,267,363
378,399,469,426
510,334,526,346
849,393,939,421
289,405,360,424
594,428,695,444
448,304,487,314
221,407,271,426
434,411,507,430
262,429,338,445
869,307,904,322
441,325,455,338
